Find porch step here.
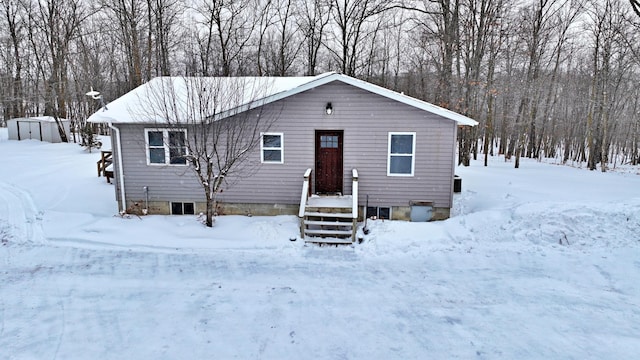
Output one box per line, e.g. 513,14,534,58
303,220,352,227
299,184,358,244
304,237,354,245
304,229,353,236
302,212,356,243
307,195,353,209
304,211,354,218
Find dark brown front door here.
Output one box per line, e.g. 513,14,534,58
315,130,343,194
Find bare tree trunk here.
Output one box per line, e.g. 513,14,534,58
330,0,389,76
196,0,257,76
2,0,25,119
26,0,86,143
298,0,332,76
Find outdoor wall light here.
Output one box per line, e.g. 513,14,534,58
325,102,333,115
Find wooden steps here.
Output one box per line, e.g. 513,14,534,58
303,211,353,218
300,197,357,244
298,169,359,245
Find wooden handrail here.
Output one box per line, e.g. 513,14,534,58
298,168,312,218
351,169,359,240
351,169,358,219
97,150,113,177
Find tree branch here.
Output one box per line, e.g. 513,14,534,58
632,0,640,17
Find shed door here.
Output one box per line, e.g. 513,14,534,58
315,130,343,194
17,121,42,141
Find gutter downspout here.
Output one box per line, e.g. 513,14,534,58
108,122,127,213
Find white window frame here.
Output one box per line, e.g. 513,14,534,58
145,128,188,166
387,132,416,176
260,132,284,164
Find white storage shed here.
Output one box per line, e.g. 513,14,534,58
7,116,71,143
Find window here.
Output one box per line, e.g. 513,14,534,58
388,132,416,176
320,135,339,148
366,206,391,220
261,133,283,163
171,202,195,215
145,129,187,165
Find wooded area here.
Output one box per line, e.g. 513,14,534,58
1,0,639,170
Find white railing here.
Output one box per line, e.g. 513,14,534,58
351,169,358,218
298,168,312,218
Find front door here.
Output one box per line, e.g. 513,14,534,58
315,130,343,194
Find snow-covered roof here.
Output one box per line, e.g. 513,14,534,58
87,73,478,126
8,116,69,123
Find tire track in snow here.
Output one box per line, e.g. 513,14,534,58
0,181,45,244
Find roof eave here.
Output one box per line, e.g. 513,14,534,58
86,72,479,126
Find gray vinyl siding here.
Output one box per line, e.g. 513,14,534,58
214,81,457,208
117,81,458,209
116,124,202,204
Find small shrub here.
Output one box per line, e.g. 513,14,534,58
79,123,102,152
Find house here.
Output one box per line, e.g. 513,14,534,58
7,116,71,143
87,73,477,240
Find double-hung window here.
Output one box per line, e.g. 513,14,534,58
387,132,415,176
146,129,187,165
261,133,283,163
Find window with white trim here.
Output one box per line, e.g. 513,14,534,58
387,132,416,176
261,132,283,163
145,129,188,165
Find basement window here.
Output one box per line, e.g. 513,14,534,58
366,206,391,220
171,202,195,215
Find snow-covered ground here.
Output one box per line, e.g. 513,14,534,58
1,127,639,359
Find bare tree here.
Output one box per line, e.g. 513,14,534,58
297,0,332,75
506,0,569,168
401,0,462,107
100,0,148,89
268,0,303,75
254,0,304,76
194,0,258,76
147,0,182,76
457,0,503,166
1,0,26,120
25,0,88,142
585,0,631,171
534,3,584,160
329,0,389,76
140,77,278,227
255,0,276,76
